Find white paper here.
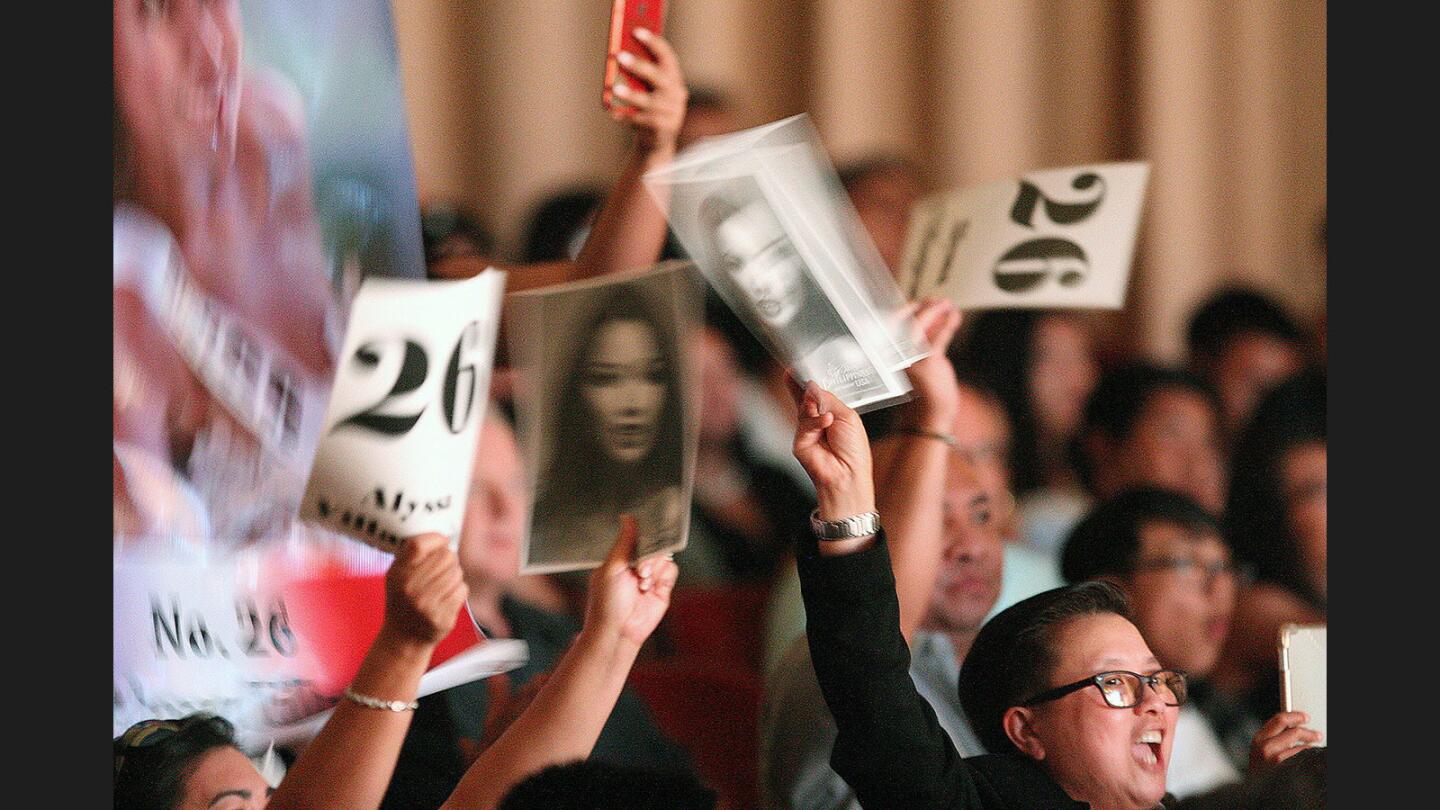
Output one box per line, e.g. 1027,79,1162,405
301,271,506,550
645,115,924,412
899,162,1149,310
507,263,700,573
1280,624,1326,745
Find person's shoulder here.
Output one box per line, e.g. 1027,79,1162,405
963,753,1088,807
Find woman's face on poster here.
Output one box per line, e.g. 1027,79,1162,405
115,0,244,175
579,318,668,465
712,199,807,330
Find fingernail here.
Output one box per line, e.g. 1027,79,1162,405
638,578,651,593
639,562,653,579
617,50,635,66
635,27,651,39
614,82,630,97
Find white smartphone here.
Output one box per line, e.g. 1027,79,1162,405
1279,623,1326,746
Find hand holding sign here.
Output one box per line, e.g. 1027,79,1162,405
302,271,507,550
382,533,469,647
899,162,1149,310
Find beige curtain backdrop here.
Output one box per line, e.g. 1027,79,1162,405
391,0,1325,361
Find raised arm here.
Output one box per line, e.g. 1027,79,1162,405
869,299,963,641
268,533,468,810
497,28,688,294
792,383,978,809
441,517,678,810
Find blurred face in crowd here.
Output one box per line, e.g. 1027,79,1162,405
848,166,923,274
458,415,528,588
1119,521,1237,677
1106,387,1226,515
677,102,738,150
696,328,742,448
1011,614,1177,810
1029,315,1099,445
1282,441,1327,601
925,462,1004,635
177,746,272,810
711,198,807,329
580,318,668,464
1212,332,1305,435
951,384,1015,537
115,0,245,181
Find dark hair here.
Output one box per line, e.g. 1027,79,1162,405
421,205,498,268
498,760,717,810
951,310,1081,494
836,154,919,195
685,86,730,113
114,714,240,810
1225,368,1326,604
534,290,685,517
1186,287,1304,367
957,582,1133,755
521,188,605,263
1070,363,1221,495
1061,487,1223,584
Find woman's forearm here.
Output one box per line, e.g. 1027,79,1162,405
267,629,433,810
442,624,641,810
573,142,677,280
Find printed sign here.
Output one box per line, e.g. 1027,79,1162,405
302,272,506,550
507,263,700,573
898,162,1149,309
646,115,925,412
113,549,527,749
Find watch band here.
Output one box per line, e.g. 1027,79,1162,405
809,508,881,541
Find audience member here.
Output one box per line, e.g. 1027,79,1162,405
1062,488,1251,796
837,154,925,274
1211,369,1326,721
498,760,717,810
951,311,1100,557
761,439,1002,809
1074,363,1227,519
382,413,691,808
422,206,501,270
1185,289,1307,439
520,188,606,263
117,532,470,810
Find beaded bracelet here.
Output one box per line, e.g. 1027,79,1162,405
343,686,419,713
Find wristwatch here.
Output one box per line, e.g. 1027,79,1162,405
809,508,881,541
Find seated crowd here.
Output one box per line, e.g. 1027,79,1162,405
115,24,1326,810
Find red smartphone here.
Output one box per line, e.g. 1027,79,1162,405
603,0,668,112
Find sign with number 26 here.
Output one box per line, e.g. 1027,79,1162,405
301,271,507,550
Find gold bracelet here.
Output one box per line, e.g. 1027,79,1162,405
899,427,959,449
342,686,418,712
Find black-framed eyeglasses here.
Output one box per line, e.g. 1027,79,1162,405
1132,557,1253,588
1021,670,1188,709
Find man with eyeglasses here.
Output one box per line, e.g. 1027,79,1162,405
1060,487,1321,800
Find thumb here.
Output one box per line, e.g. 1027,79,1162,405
605,514,640,569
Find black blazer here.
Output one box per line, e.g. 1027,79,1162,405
796,531,1173,810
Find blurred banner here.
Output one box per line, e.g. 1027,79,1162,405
301,272,506,551
113,0,516,748
898,162,1149,310
646,115,924,412
507,262,701,573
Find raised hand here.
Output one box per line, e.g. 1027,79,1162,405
1249,710,1323,770
382,533,469,646
791,379,875,521
610,28,688,154
585,516,679,648
901,298,963,431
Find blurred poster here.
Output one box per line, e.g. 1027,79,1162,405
112,0,487,747
646,115,925,413
113,551,528,748
507,263,701,573
301,272,506,551
898,162,1149,309
113,0,425,552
